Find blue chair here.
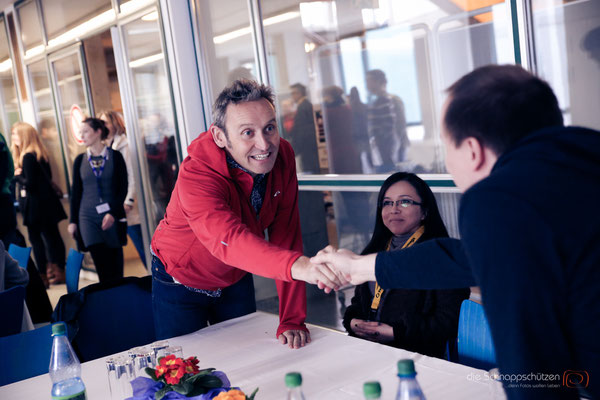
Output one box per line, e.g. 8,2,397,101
0,286,26,337
65,249,85,294
0,324,53,385
54,276,155,362
456,299,497,370
7,244,31,269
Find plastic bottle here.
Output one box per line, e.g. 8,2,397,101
363,381,382,399
285,372,306,399
395,359,426,400
49,322,87,400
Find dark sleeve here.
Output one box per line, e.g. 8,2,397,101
18,153,43,194
459,188,579,398
392,288,469,355
110,150,128,219
342,283,370,335
375,238,476,289
0,149,8,186
70,155,83,224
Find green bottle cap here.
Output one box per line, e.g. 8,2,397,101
397,359,417,376
52,322,67,336
285,372,302,388
363,381,381,398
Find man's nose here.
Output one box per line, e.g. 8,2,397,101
254,132,269,150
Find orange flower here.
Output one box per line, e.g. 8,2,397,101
212,389,246,400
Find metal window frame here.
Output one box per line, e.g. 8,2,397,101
0,13,23,135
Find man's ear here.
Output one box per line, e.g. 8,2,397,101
210,124,227,149
464,137,486,172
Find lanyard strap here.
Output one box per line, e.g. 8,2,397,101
87,148,108,202
370,225,425,312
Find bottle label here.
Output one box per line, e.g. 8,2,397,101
52,390,86,400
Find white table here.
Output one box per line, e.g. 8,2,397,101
0,312,505,399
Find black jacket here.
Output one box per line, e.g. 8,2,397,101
376,126,600,400
14,153,66,227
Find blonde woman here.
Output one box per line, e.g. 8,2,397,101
98,110,145,265
11,122,67,286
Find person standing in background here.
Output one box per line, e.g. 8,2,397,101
68,118,128,283
11,123,67,287
99,110,146,266
0,132,17,248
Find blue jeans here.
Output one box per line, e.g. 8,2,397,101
151,255,256,340
127,224,146,266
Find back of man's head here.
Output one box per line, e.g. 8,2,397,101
290,83,307,97
213,79,274,131
444,64,564,155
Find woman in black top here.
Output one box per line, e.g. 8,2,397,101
342,172,469,358
68,118,127,283
11,122,67,286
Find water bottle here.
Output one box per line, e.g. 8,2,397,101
50,322,87,400
395,359,425,400
285,372,306,399
363,381,382,399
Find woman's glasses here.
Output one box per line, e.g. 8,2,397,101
381,199,422,209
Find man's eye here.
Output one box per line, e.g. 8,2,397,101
265,125,276,133
242,130,252,136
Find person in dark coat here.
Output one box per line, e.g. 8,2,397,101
343,172,469,357
11,122,67,286
0,132,17,248
313,65,599,400
68,118,128,284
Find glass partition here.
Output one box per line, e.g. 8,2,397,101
27,59,68,194
16,0,45,59
531,0,600,130
121,11,179,229
0,17,20,136
40,0,113,42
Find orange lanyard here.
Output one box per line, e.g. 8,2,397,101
370,225,425,311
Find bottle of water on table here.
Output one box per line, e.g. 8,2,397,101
395,359,425,400
50,322,87,399
285,372,306,399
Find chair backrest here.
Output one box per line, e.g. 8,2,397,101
0,285,26,337
456,299,497,370
65,249,85,294
0,323,53,385
7,244,31,269
65,276,155,362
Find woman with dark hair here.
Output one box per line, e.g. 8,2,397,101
342,172,469,358
67,118,128,283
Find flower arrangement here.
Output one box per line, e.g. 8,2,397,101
127,355,257,400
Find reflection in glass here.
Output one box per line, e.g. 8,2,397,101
0,18,20,134
28,59,68,194
16,0,45,59
40,0,112,41
532,0,600,130
123,14,179,228
52,53,89,176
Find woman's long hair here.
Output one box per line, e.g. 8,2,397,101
98,110,126,136
361,172,449,255
11,122,50,168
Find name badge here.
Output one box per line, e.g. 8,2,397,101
20,189,27,198
96,203,111,214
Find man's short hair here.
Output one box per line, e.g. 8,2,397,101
290,83,307,97
444,64,563,155
212,79,275,131
366,69,387,85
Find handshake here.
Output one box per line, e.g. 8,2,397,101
290,246,378,292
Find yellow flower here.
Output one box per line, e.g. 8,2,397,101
212,389,246,400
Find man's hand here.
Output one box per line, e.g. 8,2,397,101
278,329,311,349
290,256,346,293
101,213,115,230
68,223,77,238
311,246,377,286
350,319,394,343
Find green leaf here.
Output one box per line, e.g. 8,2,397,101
247,387,259,400
195,374,225,388
145,367,159,381
187,369,218,384
154,386,171,400
186,385,210,397
172,381,192,395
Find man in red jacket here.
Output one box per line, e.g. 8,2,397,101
151,80,340,348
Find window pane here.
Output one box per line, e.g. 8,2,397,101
122,13,179,228
27,59,68,194
0,18,20,134
16,0,45,58
531,0,600,130
51,53,90,181
40,0,112,41
194,0,258,104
